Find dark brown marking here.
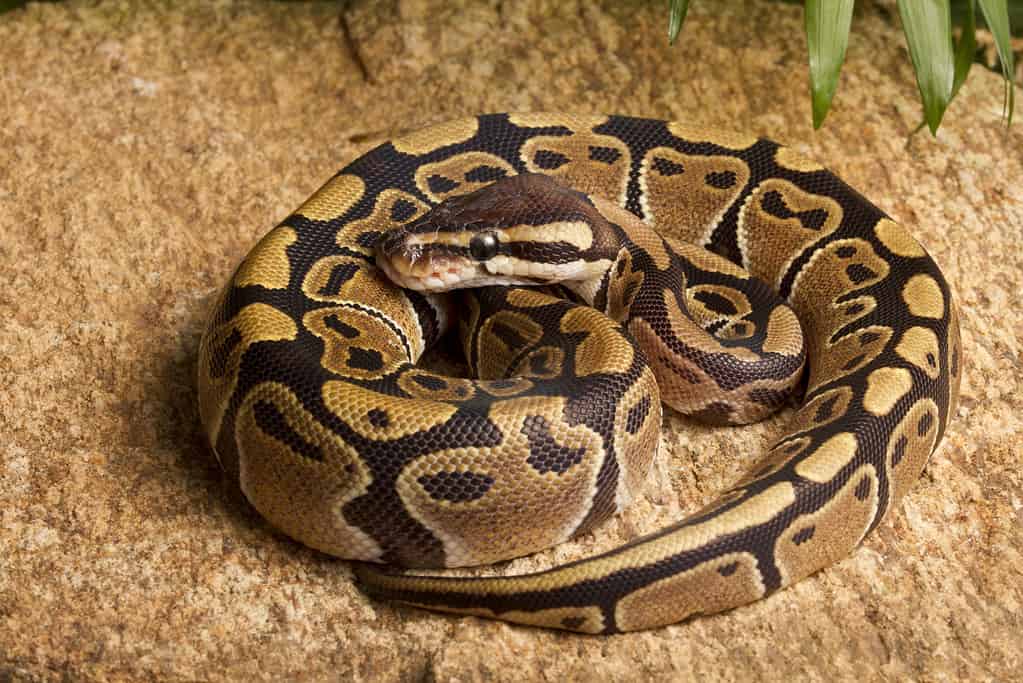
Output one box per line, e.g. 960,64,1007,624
652,157,684,176
718,561,739,576
792,526,815,545
324,315,361,339
534,150,570,170
846,263,877,284
412,374,448,391
660,355,701,384
367,408,390,428
750,388,788,408
626,396,652,435
761,190,828,230
464,165,508,183
917,412,934,437
529,351,551,376
561,616,587,629
208,328,241,378
854,475,872,501
814,395,840,422
427,174,459,195
588,146,622,164
491,321,528,350
842,354,867,371
892,436,908,466
860,331,882,345
390,198,418,222
347,347,384,371
252,400,323,461
523,415,587,475
417,471,495,502
319,262,360,296
704,170,737,189
693,290,739,316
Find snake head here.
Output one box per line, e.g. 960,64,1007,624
375,174,620,292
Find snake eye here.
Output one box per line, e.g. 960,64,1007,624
469,232,500,261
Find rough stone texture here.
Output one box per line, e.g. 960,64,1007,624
1,1,1020,680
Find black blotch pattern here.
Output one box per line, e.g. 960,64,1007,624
347,347,384,371
390,198,418,222
529,351,551,376
704,170,737,189
951,346,959,376
588,146,622,164
814,395,840,422
652,156,684,176
356,231,381,248
854,475,872,501
917,411,934,436
761,190,828,230
836,245,857,258
490,321,527,349
252,400,323,461
209,328,242,378
892,435,908,466
412,374,448,391
730,323,748,336
523,415,587,474
846,263,877,284
661,354,701,384
367,408,390,428
750,387,788,408
693,290,739,316
859,331,881,345
718,561,739,576
319,262,360,296
688,402,736,425
465,165,508,183
427,174,459,195
842,353,866,371
417,471,495,502
625,396,652,435
792,526,815,545
926,352,937,368
622,280,639,307
324,314,360,339
561,616,586,630
534,150,570,170
846,303,866,316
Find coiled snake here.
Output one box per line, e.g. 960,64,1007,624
198,113,961,633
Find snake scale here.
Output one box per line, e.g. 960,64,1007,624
198,113,961,633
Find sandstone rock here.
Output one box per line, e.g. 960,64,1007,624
0,1,1019,679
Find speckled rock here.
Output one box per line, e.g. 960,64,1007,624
0,1,1020,680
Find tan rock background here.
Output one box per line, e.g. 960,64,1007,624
1,0,1020,680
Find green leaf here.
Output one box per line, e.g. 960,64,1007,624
951,0,976,99
976,0,1016,124
668,0,691,45
805,0,855,129
898,0,955,135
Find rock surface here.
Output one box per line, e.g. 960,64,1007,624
1,0,1020,680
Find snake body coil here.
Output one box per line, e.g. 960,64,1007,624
198,113,961,633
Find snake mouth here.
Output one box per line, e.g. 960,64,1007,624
375,249,479,291
375,228,479,291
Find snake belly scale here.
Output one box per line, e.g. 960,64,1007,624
197,113,961,633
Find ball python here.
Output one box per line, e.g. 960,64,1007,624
197,113,961,634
